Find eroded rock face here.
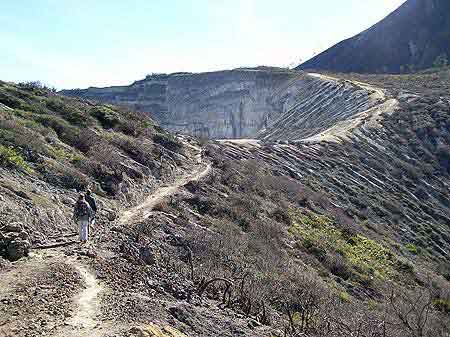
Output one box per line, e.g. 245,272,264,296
62,69,382,141
0,222,31,261
63,69,299,139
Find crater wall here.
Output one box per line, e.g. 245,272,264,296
62,69,385,141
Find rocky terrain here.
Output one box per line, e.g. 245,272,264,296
298,0,450,74
1,69,450,337
62,69,389,143
62,68,300,139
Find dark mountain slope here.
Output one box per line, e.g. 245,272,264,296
297,0,450,73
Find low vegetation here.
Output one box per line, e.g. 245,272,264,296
128,151,449,337
0,81,184,196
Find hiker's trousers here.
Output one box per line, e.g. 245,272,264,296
79,218,89,241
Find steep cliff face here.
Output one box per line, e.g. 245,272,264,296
62,69,303,139
63,69,389,141
297,0,450,73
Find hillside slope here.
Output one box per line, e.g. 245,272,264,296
0,80,198,251
1,76,450,337
297,0,450,73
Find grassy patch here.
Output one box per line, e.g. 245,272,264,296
339,291,351,303
289,209,396,281
0,145,32,173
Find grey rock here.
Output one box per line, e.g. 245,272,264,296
62,70,382,143
6,239,31,261
105,209,117,221
139,246,155,265
18,231,29,241
168,302,199,328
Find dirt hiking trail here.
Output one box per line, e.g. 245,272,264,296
1,146,211,337
119,162,211,225
51,257,106,337
57,157,211,336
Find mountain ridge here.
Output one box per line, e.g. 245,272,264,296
297,0,450,73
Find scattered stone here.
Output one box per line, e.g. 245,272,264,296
129,323,189,337
105,209,117,221
247,319,261,329
6,239,31,261
168,302,199,329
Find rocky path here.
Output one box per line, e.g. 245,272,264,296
51,258,105,337
1,144,211,337
119,159,211,226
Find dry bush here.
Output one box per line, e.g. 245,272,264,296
384,285,450,337
324,254,352,280
112,136,156,169
72,129,101,153
38,159,89,191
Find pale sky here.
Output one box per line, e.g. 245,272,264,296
0,0,407,89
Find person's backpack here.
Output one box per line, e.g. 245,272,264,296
76,201,90,218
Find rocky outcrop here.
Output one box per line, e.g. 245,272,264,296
62,69,388,141
62,69,302,139
0,222,31,261
297,0,450,73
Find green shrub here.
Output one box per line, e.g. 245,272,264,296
90,106,120,129
396,258,414,273
46,97,89,126
338,291,351,303
117,114,153,136
33,114,79,146
0,145,32,173
0,90,23,109
405,243,419,254
289,210,396,280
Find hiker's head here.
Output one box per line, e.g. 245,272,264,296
86,189,92,196
78,194,85,201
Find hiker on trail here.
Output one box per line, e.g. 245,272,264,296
74,194,93,244
85,189,97,226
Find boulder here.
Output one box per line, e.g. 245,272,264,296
18,231,29,241
6,239,31,261
140,246,155,265
0,223,31,262
168,302,199,329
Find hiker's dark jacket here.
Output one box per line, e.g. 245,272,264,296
85,194,97,213
73,200,93,222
